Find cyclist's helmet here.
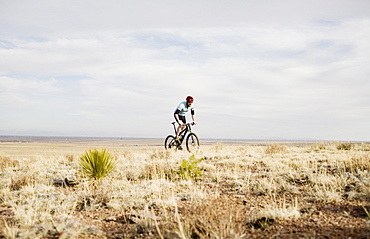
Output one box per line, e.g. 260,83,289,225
186,96,194,103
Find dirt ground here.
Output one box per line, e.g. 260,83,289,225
70,194,370,238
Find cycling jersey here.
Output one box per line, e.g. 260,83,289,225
174,101,195,116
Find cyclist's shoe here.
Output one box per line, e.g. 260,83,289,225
174,137,183,150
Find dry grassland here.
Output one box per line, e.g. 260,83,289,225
1,138,370,238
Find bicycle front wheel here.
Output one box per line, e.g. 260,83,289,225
186,133,199,152
164,135,178,150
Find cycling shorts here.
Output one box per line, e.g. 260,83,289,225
175,115,186,124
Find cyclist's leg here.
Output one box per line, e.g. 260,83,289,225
175,115,186,138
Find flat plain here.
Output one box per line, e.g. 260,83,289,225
1,136,370,238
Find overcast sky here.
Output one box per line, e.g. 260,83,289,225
1,0,369,141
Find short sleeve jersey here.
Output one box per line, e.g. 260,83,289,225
174,101,195,116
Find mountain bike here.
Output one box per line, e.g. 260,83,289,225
164,122,199,152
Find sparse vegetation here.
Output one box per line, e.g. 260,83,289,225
265,143,287,154
358,142,370,151
310,141,328,151
336,141,353,150
1,139,370,238
0,156,20,169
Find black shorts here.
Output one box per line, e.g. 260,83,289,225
175,115,186,124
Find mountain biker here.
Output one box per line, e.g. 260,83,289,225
174,96,196,140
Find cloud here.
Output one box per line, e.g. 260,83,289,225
1,1,370,140
2,0,370,34
0,76,62,109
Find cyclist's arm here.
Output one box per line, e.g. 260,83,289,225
191,109,195,122
174,113,180,122
174,109,181,121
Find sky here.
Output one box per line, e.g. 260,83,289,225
0,0,370,141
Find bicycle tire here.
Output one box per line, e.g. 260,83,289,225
164,135,178,150
186,133,199,152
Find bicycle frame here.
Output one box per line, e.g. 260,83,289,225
166,122,199,151
171,122,193,143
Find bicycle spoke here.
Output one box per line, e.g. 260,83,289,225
186,133,199,152
165,135,180,150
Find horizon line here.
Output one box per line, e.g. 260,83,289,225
0,135,368,143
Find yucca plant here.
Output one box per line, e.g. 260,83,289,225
79,148,117,181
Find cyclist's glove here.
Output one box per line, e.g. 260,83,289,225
192,121,197,125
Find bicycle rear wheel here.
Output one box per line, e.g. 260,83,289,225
164,135,179,150
186,133,199,152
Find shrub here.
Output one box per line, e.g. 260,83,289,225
0,156,20,169
150,150,171,160
79,149,117,181
265,143,287,154
177,155,204,179
253,201,300,222
357,143,370,151
142,160,175,180
336,142,352,150
182,196,247,238
311,141,328,151
10,174,35,191
247,197,300,230
345,153,370,173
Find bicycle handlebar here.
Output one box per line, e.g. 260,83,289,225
171,122,196,126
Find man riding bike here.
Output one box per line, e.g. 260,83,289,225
174,96,196,140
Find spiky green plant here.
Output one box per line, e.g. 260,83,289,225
79,148,117,181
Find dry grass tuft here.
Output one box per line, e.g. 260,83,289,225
344,153,370,173
142,159,177,180
310,141,329,151
336,142,353,150
357,143,370,151
150,150,171,160
10,174,36,191
0,156,20,169
265,143,287,154
179,196,247,238
253,197,300,222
